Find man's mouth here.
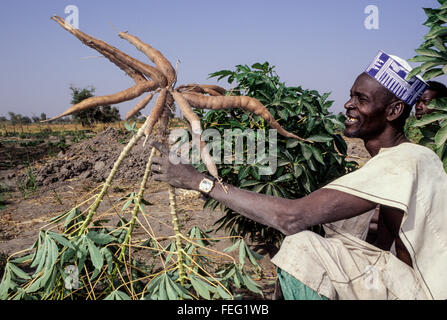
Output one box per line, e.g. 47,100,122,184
345,116,358,124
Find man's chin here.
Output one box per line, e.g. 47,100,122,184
343,128,358,138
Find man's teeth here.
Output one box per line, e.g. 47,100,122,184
347,117,358,123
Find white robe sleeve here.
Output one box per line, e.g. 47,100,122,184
322,144,417,213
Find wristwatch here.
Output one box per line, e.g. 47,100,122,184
198,177,215,194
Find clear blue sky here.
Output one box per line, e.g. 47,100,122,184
0,0,445,119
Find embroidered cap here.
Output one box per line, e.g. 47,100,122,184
365,50,428,106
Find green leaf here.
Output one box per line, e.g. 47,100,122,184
121,193,134,212
164,276,179,300
224,239,241,253
241,273,262,295
105,290,131,300
237,165,251,181
423,68,444,80
311,146,325,165
293,163,303,178
239,180,261,188
251,182,266,193
30,232,46,269
286,139,300,149
216,285,232,300
0,270,12,299
11,254,33,265
300,143,313,160
427,97,447,111
408,55,438,63
278,109,289,120
86,238,103,272
33,236,49,276
435,123,447,147
64,207,80,229
307,133,333,143
100,247,114,274
87,231,116,245
45,239,59,272
239,240,246,266
406,66,423,80
8,263,31,280
413,112,447,126
415,48,443,58
274,173,293,183
189,275,211,299
48,232,74,250
421,60,442,72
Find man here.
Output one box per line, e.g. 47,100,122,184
415,81,447,119
150,51,447,300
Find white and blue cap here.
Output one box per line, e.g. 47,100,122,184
365,50,428,106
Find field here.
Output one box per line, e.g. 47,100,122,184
0,122,370,299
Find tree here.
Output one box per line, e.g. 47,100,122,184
69,86,121,125
70,85,96,126
21,116,32,125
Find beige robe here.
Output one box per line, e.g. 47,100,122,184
271,143,447,300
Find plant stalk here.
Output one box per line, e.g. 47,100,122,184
77,117,152,236
119,147,156,261
168,186,186,286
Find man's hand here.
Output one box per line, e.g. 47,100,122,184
149,141,203,190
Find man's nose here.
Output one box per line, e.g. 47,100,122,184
344,98,354,110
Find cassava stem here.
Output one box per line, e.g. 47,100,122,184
118,147,156,262
168,185,186,286
76,116,153,235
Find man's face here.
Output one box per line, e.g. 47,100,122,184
415,89,437,120
343,73,389,139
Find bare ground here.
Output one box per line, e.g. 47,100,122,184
0,128,369,299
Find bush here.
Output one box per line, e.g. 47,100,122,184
198,62,357,246
408,3,447,172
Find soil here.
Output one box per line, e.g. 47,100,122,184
0,127,369,300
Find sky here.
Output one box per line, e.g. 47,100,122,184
0,0,446,120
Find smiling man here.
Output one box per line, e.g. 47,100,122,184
150,51,447,300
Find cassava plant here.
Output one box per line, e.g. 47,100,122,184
0,17,313,300
198,62,358,246
407,0,447,172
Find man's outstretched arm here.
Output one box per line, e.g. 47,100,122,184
150,146,377,235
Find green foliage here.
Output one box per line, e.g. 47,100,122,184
408,2,447,172
0,193,263,300
201,62,357,246
17,167,37,199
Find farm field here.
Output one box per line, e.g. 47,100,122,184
0,122,370,299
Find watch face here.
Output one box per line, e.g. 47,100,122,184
199,179,213,193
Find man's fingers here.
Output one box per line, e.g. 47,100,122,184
151,156,165,165
148,140,169,155
152,173,168,182
150,162,166,173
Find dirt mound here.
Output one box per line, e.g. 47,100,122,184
35,127,153,186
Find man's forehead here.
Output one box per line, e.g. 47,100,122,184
351,73,382,95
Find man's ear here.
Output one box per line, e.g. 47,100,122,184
386,100,405,121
